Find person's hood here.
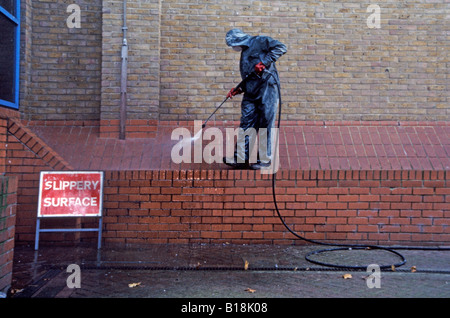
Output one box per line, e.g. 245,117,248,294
225,29,252,47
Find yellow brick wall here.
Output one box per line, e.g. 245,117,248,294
19,0,449,122
20,0,102,121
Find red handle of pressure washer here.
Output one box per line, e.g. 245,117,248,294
202,72,264,128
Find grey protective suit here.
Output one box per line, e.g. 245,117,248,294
225,29,287,164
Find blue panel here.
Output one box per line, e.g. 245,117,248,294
0,0,19,109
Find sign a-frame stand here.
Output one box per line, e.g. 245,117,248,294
34,171,104,250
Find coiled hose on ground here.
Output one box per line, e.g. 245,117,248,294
269,73,449,270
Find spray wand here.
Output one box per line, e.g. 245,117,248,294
201,72,261,129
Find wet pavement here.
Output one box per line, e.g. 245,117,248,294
8,243,450,300
29,121,450,171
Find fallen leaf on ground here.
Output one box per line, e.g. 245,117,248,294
128,282,141,288
342,273,352,279
245,288,256,293
391,265,396,272
244,260,249,270
411,266,417,273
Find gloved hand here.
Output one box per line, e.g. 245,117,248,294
255,62,266,75
226,87,243,99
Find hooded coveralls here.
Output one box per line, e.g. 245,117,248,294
225,29,287,165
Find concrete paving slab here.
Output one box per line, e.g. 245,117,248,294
9,244,450,299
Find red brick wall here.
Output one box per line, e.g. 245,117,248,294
3,115,448,247
5,118,76,244
0,175,17,294
0,118,7,174
100,119,158,139
100,169,449,246
0,108,20,176
5,167,448,247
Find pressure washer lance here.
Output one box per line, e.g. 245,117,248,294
201,72,261,129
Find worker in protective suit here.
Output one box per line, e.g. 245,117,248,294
223,29,287,169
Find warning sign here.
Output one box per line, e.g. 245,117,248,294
38,171,103,217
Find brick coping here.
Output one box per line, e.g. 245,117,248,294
22,119,449,171
7,118,73,171
21,119,450,128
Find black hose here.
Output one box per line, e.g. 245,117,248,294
269,75,449,270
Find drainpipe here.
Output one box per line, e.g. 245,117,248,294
119,0,128,140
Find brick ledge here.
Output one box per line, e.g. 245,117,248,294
7,118,73,171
